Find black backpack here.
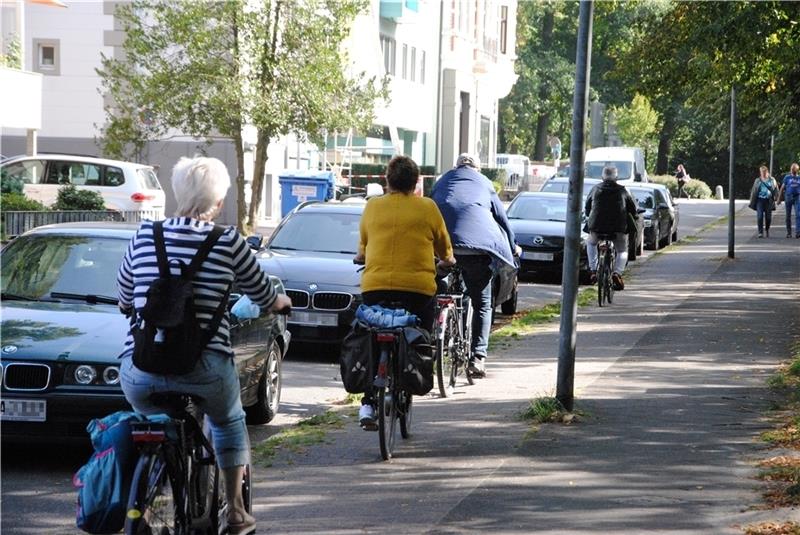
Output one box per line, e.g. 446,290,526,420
132,221,230,375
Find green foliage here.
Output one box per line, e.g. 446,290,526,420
252,410,344,466
51,185,106,211
98,0,387,230
611,94,660,156
1,174,25,194
520,397,576,424
0,35,21,69
649,175,713,199
0,192,47,211
349,163,437,176
482,167,509,185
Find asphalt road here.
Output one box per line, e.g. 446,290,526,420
0,200,746,534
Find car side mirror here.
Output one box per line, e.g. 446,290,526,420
246,234,263,250
634,172,642,182
636,208,646,214
657,203,669,210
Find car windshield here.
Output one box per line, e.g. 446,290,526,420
269,212,361,254
508,197,567,222
585,161,633,180
540,182,596,198
631,190,654,209
1,235,127,301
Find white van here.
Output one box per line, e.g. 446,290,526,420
584,147,649,183
496,153,531,190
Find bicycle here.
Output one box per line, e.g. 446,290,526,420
369,323,414,461
434,266,474,397
596,234,616,307
124,393,251,535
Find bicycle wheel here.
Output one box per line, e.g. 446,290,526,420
377,348,398,460
461,300,475,386
597,250,606,307
435,308,456,398
125,451,184,535
606,250,615,304
399,390,413,439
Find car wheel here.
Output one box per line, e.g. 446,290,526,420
245,340,282,425
500,277,518,315
665,224,673,246
672,224,678,242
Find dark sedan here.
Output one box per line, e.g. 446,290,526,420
629,184,679,249
0,223,291,443
258,201,519,346
507,192,590,281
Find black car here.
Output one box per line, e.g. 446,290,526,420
0,223,291,443
541,178,645,259
258,201,519,346
628,184,679,249
508,192,590,281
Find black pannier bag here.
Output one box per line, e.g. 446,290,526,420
339,320,374,393
398,326,434,396
132,221,230,375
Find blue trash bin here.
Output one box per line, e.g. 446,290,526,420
278,171,335,217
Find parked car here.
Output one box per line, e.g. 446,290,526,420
507,192,590,281
257,201,519,347
0,154,166,217
0,223,290,443
540,178,645,260
628,184,679,249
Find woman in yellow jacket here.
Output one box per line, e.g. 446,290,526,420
353,155,455,428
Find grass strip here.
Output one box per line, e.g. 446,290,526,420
252,410,345,467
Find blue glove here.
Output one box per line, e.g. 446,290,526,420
231,294,260,320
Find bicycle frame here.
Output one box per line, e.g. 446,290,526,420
371,328,412,460
596,237,616,307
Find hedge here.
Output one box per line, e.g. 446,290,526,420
1,192,47,211
649,174,713,199
348,163,437,176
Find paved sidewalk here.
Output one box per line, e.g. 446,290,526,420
247,205,800,534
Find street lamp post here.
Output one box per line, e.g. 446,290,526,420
556,0,594,412
728,87,736,259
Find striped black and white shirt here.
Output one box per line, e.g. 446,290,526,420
117,217,277,358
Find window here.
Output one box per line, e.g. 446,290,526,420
420,50,426,84
32,39,60,75
105,166,126,187
402,44,408,79
410,47,416,82
0,160,45,184
45,161,102,186
136,168,161,190
500,6,508,54
380,35,396,75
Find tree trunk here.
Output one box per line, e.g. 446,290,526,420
233,131,248,234
247,129,271,230
533,7,555,161
656,112,676,175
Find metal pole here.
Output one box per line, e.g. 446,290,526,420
728,87,735,259
769,134,774,178
556,0,594,412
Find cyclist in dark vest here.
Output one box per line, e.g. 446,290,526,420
584,165,638,291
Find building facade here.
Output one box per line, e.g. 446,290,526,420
1,0,517,225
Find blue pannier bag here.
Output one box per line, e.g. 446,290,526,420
73,411,144,534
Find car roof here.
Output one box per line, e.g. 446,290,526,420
628,183,668,192
1,154,154,170
515,191,569,198
19,222,139,239
545,177,601,184
294,201,365,215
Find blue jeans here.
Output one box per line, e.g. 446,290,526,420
786,194,800,235
120,351,249,469
756,197,772,234
456,254,493,360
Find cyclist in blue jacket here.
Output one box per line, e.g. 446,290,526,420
777,162,800,238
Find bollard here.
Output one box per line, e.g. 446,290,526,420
715,185,724,200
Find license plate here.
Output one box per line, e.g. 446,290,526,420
0,398,47,422
522,251,554,261
289,311,338,327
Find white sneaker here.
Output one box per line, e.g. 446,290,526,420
359,404,377,431
468,357,486,378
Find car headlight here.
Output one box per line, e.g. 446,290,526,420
103,366,120,385
74,365,97,385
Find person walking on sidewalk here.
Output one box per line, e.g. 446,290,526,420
777,162,800,238
674,164,689,199
748,165,778,238
548,134,562,170
431,153,519,379
355,155,455,428
584,166,639,291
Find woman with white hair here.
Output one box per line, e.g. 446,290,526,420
117,156,291,535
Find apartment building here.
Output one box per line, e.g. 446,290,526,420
1,0,517,224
